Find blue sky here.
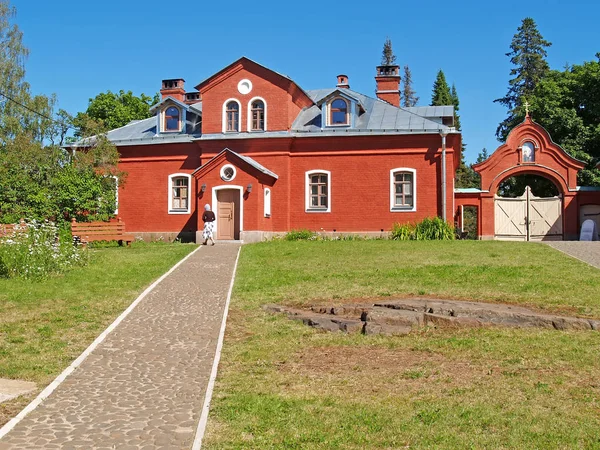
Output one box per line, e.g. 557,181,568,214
10,0,600,163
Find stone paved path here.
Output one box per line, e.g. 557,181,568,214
0,243,240,449
545,241,600,269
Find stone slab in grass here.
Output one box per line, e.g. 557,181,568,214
0,378,36,403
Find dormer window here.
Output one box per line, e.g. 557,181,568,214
226,101,240,132
330,98,349,126
251,100,265,131
164,106,180,132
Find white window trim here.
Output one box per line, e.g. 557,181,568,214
390,168,417,212
220,164,237,182
247,96,267,132
305,169,331,213
327,97,351,127
162,105,183,133
264,188,271,217
222,98,242,133
211,185,245,238
112,175,119,215
168,173,192,214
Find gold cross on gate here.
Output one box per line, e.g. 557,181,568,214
524,100,530,116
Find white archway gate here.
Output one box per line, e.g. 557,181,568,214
495,186,563,241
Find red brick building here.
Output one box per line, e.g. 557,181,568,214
107,57,460,242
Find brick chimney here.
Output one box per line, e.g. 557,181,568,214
375,65,400,107
336,74,350,89
160,79,185,102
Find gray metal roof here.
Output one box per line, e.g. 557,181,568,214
404,106,454,118
193,148,278,179
293,88,454,132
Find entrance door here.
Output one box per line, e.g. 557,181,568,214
216,189,239,240
495,186,562,241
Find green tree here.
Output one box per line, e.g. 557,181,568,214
73,90,158,137
381,37,396,66
528,54,600,186
495,17,552,140
430,70,453,106
401,65,419,107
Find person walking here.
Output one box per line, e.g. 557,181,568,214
202,203,216,245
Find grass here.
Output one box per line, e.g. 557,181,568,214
204,240,600,449
0,242,196,426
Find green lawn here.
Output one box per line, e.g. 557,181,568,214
0,243,196,426
204,240,600,449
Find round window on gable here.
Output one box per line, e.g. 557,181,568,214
220,164,237,182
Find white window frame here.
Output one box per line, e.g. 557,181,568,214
168,173,192,214
247,96,267,132
112,175,119,215
220,164,237,182
305,170,331,213
390,168,416,212
222,98,242,133
328,97,350,127
264,188,271,217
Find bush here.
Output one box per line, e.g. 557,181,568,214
391,217,455,241
284,229,316,241
0,220,88,279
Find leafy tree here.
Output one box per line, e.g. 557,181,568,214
401,65,419,107
73,90,158,137
381,37,396,66
495,17,551,140
528,54,600,186
430,70,453,106
0,1,123,224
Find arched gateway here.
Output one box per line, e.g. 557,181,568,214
455,115,600,240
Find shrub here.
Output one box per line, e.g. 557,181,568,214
284,229,316,241
391,217,455,241
0,220,88,279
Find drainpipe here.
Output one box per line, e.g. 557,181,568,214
440,129,448,222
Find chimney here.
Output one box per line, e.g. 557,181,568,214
375,65,400,107
336,74,350,89
160,79,185,102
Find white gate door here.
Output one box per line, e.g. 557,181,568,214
495,186,562,241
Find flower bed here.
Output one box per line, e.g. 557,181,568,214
0,220,87,279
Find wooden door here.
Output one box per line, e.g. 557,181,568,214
217,190,236,240
528,191,562,241
494,191,528,240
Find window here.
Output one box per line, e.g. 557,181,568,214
329,98,349,125
251,100,265,131
264,188,271,217
164,106,180,132
226,101,240,132
390,168,416,212
220,164,236,182
305,170,331,212
168,174,191,214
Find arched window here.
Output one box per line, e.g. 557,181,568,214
226,101,240,132
251,100,265,131
168,173,191,214
305,170,331,212
330,98,349,125
164,106,180,131
264,188,271,217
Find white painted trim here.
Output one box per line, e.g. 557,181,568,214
305,169,331,213
192,245,241,450
211,185,244,238
162,105,183,133
168,173,192,214
0,246,203,441
112,175,119,215
247,96,267,132
264,188,271,217
222,98,242,133
219,164,237,182
327,97,350,127
390,168,417,212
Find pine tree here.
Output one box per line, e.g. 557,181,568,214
450,83,461,130
381,37,396,66
401,65,419,107
494,17,552,140
430,70,453,106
